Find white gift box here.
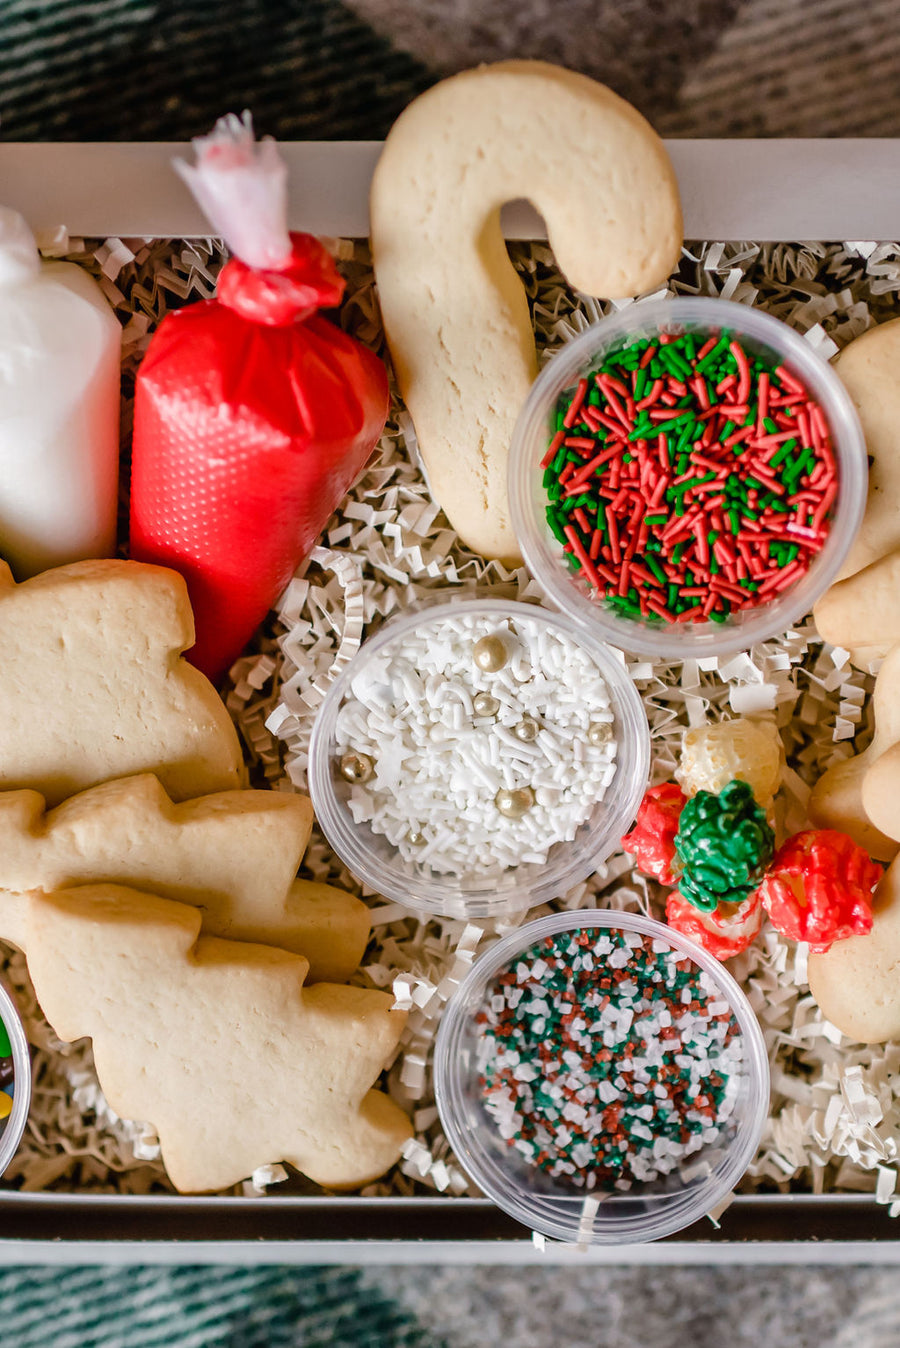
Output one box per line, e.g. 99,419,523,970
0,139,897,1264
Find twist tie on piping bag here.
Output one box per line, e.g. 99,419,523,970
174,111,345,325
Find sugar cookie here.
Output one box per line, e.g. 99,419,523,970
808,854,900,1042
808,643,900,863
370,59,682,561
0,774,369,981
0,559,244,806
809,334,900,854
832,317,900,584
860,741,900,845
812,318,900,665
25,884,411,1192
814,550,900,661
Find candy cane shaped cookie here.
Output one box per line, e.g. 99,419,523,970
370,60,682,562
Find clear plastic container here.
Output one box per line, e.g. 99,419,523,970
435,909,769,1245
508,297,868,659
308,595,650,920
0,979,30,1178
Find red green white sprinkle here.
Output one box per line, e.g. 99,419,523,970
541,328,837,625
477,928,743,1190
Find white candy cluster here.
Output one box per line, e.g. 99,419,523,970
334,612,617,876
677,717,784,813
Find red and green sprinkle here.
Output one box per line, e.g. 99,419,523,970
0,1014,12,1128
541,330,838,624
477,928,743,1190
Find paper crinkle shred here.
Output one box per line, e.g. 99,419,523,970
5,229,900,1204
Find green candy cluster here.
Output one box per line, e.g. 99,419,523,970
674,779,774,913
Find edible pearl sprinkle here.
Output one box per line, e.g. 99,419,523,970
334,612,618,877
514,716,540,742
472,633,509,673
339,751,375,783
473,692,500,718
495,786,535,818
588,721,613,747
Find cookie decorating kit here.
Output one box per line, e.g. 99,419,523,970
3,129,900,1261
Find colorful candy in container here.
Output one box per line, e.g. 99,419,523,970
0,1013,13,1126
0,981,29,1177
435,912,769,1245
129,114,390,682
0,208,121,579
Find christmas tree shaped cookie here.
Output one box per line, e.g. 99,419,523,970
26,884,411,1192
0,774,369,981
0,558,244,806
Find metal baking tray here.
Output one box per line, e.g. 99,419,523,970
0,138,897,1261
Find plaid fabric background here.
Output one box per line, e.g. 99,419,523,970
2,0,900,141
4,1259,900,1346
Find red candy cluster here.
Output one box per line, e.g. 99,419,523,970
621,784,882,960
620,783,686,885
758,829,881,953
665,891,764,962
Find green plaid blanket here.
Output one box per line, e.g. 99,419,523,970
0,1264,445,1347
